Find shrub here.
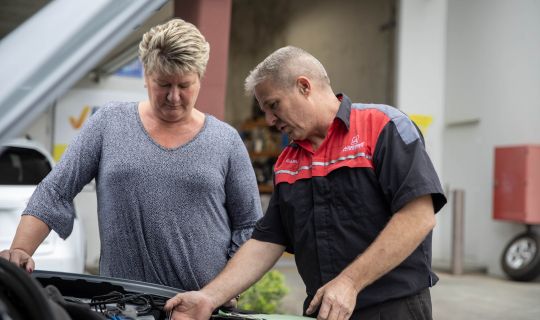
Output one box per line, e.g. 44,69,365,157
238,270,289,314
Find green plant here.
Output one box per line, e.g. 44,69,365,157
238,270,289,314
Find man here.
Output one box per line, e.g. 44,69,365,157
164,46,447,320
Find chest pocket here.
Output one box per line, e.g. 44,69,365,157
277,180,314,238
328,167,390,229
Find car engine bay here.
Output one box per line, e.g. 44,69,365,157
0,259,267,320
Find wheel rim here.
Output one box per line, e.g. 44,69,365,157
506,237,537,269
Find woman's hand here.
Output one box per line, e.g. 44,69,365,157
0,248,35,272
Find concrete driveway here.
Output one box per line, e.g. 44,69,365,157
274,256,540,319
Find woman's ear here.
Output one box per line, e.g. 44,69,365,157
143,69,149,88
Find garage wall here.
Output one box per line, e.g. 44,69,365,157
23,107,54,151
442,0,540,276
396,0,448,263
226,0,396,127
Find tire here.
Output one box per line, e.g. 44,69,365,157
501,231,540,281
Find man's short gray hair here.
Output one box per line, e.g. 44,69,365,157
244,46,330,96
139,18,210,77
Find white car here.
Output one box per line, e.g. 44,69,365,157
0,138,86,273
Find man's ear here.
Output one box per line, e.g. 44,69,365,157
296,76,311,96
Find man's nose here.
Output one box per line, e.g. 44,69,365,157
265,112,277,126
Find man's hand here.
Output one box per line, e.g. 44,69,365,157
164,291,216,320
0,248,35,273
222,296,238,309
306,274,358,320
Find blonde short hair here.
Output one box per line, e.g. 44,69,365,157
244,46,330,96
139,18,210,77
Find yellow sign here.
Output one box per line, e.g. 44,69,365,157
409,114,433,135
69,105,90,129
53,88,147,161
53,144,68,162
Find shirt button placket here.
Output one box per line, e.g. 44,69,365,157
313,176,334,284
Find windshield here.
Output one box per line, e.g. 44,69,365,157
0,146,51,185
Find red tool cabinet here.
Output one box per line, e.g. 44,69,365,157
493,145,540,224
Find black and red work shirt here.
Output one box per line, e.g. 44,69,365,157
251,94,447,313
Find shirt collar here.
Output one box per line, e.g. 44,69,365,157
290,93,352,152
335,93,352,130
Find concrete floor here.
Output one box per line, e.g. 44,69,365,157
273,257,540,320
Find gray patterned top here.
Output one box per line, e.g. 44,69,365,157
25,102,262,290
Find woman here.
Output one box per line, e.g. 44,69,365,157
0,19,262,291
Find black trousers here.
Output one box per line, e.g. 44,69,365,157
351,288,432,320
305,288,433,320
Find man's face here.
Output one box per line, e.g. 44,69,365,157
254,80,313,141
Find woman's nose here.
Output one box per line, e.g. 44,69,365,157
167,87,181,104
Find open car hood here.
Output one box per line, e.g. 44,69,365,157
0,259,308,320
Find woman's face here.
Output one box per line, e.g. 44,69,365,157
144,71,201,122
